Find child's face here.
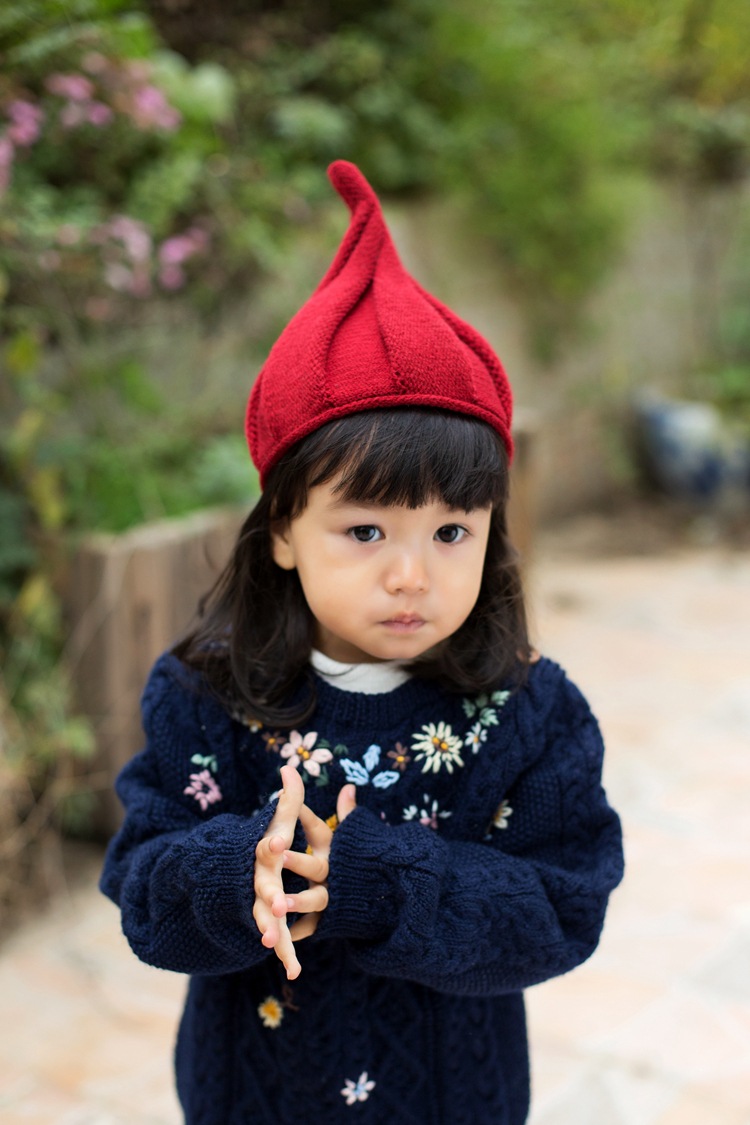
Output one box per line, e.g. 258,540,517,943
271,478,492,664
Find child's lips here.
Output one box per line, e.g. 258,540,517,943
380,615,425,632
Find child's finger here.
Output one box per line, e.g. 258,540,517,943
255,832,288,868
289,912,321,942
253,898,280,947
282,848,329,884
268,765,305,839
298,802,333,851
336,782,357,823
273,925,301,980
284,884,329,915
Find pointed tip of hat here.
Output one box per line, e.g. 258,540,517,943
327,160,380,215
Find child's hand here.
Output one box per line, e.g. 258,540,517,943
287,782,357,943
253,770,356,979
253,765,307,979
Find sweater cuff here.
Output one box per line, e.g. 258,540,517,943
314,806,397,942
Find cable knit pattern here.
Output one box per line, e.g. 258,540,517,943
100,653,623,1124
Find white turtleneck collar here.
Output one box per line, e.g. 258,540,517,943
310,649,412,694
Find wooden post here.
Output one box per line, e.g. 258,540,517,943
66,507,246,834
508,414,537,567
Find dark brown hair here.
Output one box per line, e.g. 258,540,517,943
174,409,530,725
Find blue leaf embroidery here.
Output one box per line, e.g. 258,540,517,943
363,744,381,772
371,770,400,789
340,760,370,786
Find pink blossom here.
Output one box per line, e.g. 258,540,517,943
184,769,223,811
157,228,209,289
104,259,153,298
86,101,114,127
159,228,209,266
280,730,333,777
6,100,44,147
104,262,134,292
46,73,95,101
106,215,152,262
159,263,185,290
129,84,181,131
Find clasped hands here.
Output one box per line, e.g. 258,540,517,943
253,764,357,980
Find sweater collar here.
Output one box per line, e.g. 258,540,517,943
310,649,412,695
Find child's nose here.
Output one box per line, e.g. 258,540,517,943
384,548,429,595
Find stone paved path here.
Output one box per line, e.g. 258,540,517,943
1,537,749,1124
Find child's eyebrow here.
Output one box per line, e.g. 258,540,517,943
324,495,476,517
325,496,384,512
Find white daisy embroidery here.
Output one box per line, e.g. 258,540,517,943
464,722,487,754
411,721,464,773
341,1072,375,1105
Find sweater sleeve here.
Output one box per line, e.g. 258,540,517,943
312,676,624,996
99,658,278,976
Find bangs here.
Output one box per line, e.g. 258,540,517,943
295,409,508,512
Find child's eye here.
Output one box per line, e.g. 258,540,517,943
435,524,467,544
349,525,382,543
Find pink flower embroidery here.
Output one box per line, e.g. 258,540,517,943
184,769,222,811
280,730,333,777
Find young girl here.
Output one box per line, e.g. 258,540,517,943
101,161,623,1125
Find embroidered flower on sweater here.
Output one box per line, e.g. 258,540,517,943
340,744,399,789
231,707,262,732
184,769,222,811
341,1072,375,1105
387,742,411,770
412,721,464,773
261,730,284,753
190,752,218,773
492,800,513,829
258,996,284,1029
462,690,510,728
258,986,300,1026
403,795,452,830
281,730,333,778
464,722,488,754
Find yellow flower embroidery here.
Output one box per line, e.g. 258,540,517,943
411,721,464,773
258,996,284,1029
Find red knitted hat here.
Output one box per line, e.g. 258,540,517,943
246,160,513,485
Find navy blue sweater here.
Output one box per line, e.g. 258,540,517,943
100,654,623,1124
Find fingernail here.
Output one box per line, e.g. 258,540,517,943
286,896,295,909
